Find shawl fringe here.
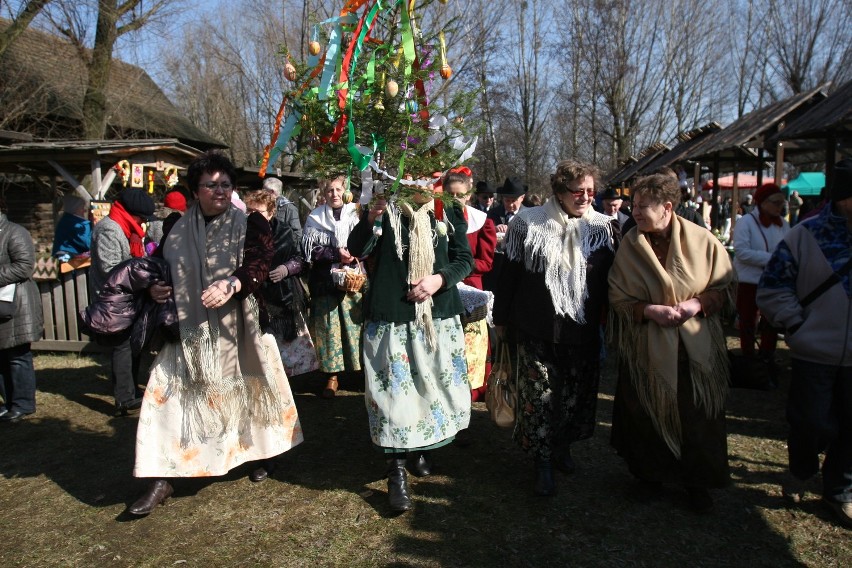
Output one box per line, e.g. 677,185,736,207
505,199,613,323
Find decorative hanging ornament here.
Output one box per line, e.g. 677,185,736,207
309,41,321,56
284,62,297,81
438,31,451,80
115,160,131,187
439,0,449,4
406,100,419,114
386,80,399,97
164,166,179,188
342,189,353,204
375,100,385,111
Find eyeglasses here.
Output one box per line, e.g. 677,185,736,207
567,188,596,197
199,182,234,192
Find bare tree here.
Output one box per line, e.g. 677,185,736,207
763,0,852,95
41,0,177,139
0,0,52,57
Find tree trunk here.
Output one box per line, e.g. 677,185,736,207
82,0,120,139
0,0,52,58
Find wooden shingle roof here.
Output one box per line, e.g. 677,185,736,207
684,86,827,163
771,79,852,142
0,18,223,149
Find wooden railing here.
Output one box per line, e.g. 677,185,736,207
33,265,105,353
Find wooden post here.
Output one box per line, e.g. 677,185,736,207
774,141,785,186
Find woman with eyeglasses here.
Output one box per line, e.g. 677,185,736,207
244,190,318,381
302,176,364,398
608,173,734,514
732,183,790,376
444,167,496,402
492,160,617,496
127,151,303,516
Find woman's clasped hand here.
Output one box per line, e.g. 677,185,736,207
644,298,702,327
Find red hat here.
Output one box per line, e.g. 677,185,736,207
163,191,187,212
754,183,782,206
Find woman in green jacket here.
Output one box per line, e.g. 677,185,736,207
348,182,474,513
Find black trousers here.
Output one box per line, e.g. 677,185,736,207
110,336,140,405
788,359,852,502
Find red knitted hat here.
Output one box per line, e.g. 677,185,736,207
163,191,187,212
754,183,782,205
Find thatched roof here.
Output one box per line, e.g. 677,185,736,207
637,122,722,175
0,18,223,149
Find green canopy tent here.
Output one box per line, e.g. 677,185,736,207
783,172,825,197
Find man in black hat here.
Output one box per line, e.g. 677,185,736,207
600,186,630,227
91,188,155,416
487,176,527,236
473,180,496,213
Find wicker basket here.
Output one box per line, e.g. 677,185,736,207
461,303,488,325
332,262,367,293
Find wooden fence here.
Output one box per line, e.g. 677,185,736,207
33,266,105,353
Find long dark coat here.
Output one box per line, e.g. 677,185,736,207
0,215,44,349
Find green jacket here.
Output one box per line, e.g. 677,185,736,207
347,202,473,323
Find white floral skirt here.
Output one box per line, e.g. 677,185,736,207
134,334,303,478
363,317,471,451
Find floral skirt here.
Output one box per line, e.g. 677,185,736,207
276,311,320,377
363,317,471,451
514,337,601,461
133,334,304,478
463,319,489,390
309,291,363,373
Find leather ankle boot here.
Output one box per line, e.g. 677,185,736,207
128,479,173,516
407,451,432,477
534,460,556,496
554,446,576,475
386,459,412,512
250,459,276,483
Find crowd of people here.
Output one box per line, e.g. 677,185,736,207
2,151,849,530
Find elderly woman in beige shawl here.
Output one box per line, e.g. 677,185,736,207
608,173,733,513
128,151,303,516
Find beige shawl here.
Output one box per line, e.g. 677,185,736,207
608,214,733,458
163,202,285,447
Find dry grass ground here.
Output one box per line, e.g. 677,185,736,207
0,332,849,568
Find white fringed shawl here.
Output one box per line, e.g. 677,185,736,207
504,196,614,323
301,203,360,259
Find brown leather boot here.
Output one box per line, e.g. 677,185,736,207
128,479,173,516
322,375,339,398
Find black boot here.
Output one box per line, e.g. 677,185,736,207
387,458,412,512
534,459,556,496
407,451,432,477
249,459,276,483
128,479,173,516
553,446,576,475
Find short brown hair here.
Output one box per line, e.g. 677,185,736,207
551,160,600,195
631,174,681,207
244,190,276,213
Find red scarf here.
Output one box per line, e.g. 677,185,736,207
758,210,782,228
108,201,146,257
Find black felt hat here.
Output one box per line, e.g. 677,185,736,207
600,186,623,200
475,180,495,195
117,189,155,220
498,176,527,198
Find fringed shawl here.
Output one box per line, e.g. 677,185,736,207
504,197,614,323
301,203,360,259
607,214,733,458
163,203,286,447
